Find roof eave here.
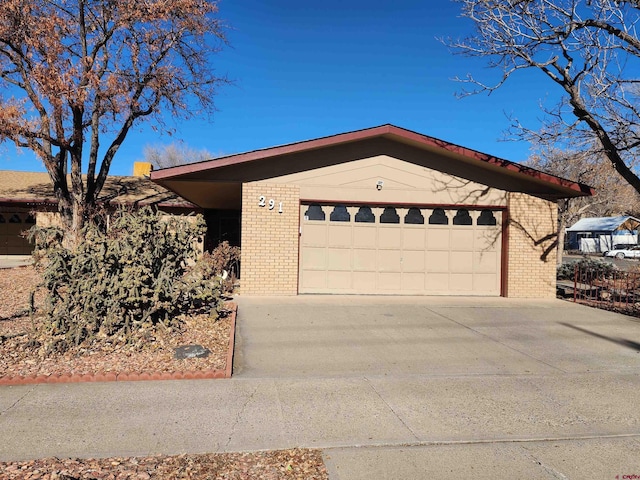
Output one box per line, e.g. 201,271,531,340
150,124,594,198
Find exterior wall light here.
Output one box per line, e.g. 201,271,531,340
376,180,384,191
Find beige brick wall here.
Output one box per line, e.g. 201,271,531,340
507,193,558,298
241,182,300,295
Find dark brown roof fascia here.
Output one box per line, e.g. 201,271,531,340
150,125,397,180
150,124,594,197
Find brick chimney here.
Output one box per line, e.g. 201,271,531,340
133,162,152,177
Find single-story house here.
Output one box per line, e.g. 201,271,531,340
151,124,593,298
0,165,203,255
566,216,640,253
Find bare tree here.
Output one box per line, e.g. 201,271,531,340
526,143,640,262
0,0,227,243
448,0,640,193
143,142,214,169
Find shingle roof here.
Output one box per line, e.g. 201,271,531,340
0,170,196,208
567,216,640,232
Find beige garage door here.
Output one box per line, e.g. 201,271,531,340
0,212,35,255
299,204,502,295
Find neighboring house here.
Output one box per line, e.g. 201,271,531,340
566,216,640,253
152,124,593,298
0,164,200,256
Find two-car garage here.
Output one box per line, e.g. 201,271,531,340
151,124,593,298
299,204,503,295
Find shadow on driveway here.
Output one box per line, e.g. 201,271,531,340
559,322,640,352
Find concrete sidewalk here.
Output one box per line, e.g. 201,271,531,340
2,296,640,478
2,373,640,477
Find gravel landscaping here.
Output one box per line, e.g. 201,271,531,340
0,265,328,479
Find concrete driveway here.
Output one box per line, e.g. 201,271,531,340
2,296,640,478
233,295,640,378
231,295,640,478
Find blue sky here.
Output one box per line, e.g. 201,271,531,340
0,0,559,176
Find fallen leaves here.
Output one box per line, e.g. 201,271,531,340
0,266,231,378
0,450,328,479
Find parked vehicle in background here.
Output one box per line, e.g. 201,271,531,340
603,245,640,259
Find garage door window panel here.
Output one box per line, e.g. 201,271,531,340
305,204,326,221
330,205,351,222
477,209,497,226
404,207,424,225
429,209,449,225
355,206,375,223
380,207,400,224
453,209,473,225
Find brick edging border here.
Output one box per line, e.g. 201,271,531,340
0,303,238,386
224,301,237,379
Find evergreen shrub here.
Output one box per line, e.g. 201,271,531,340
557,258,618,280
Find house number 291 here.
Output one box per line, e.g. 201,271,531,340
258,195,283,213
